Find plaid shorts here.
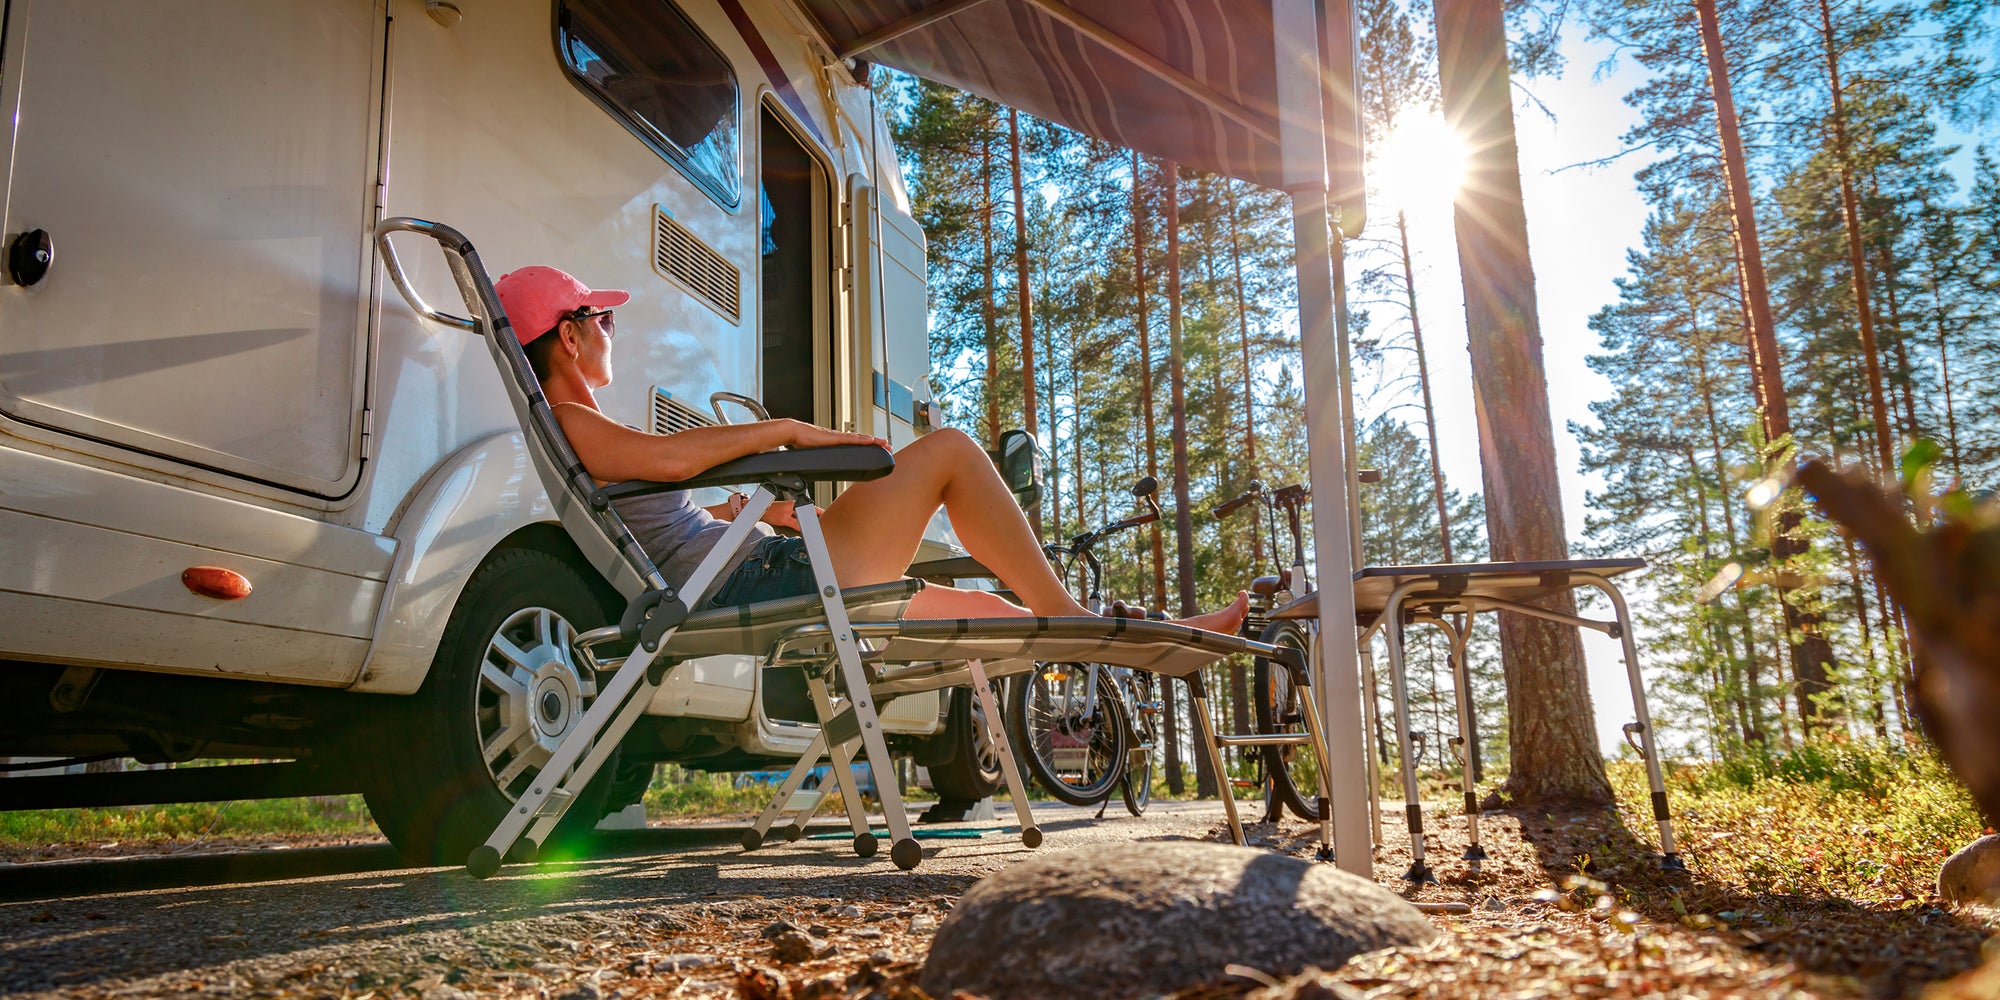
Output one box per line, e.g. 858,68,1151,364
708,535,818,607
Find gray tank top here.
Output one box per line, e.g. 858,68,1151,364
612,489,772,594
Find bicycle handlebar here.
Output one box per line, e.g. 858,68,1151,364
1212,482,1262,519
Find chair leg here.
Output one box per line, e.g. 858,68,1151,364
743,731,829,851
968,660,1040,848
1185,673,1245,847
1590,579,1684,871
1381,601,1436,884
1357,640,1385,846
794,503,921,870
473,642,668,877
474,501,775,877
809,675,881,859
1289,657,1339,863
1441,618,1486,866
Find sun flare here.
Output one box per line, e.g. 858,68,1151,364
1370,113,1471,213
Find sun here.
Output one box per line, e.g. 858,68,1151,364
1369,113,1471,214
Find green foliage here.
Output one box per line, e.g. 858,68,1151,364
1611,739,1987,901
0,796,374,851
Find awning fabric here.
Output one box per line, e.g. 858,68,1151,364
792,0,1363,224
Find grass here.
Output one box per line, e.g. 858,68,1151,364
1609,738,1990,904
0,795,376,855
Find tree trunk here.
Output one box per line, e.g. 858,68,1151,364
1165,164,1217,799
981,127,1001,446
1693,328,1765,745
1008,107,1041,535
1134,152,1180,794
1433,0,1610,808
1696,0,1840,730
1817,0,1893,475
1226,183,1263,569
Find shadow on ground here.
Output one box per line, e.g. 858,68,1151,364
1494,805,1987,999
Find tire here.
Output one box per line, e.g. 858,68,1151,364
1009,663,1128,806
361,547,620,866
1254,620,1325,822
926,685,1004,801
1121,675,1156,817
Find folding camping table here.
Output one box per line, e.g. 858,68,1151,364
1275,558,1683,882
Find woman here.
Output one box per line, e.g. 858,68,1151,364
496,264,1247,630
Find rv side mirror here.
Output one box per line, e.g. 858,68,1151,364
987,429,1041,509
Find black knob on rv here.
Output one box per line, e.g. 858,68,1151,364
8,229,51,287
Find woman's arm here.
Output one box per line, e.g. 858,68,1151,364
552,403,887,485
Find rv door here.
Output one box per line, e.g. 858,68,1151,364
0,0,383,497
845,174,928,447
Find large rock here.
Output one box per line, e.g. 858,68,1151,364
920,842,1436,999
1941,835,2000,905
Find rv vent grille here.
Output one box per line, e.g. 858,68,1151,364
653,208,741,321
650,386,716,436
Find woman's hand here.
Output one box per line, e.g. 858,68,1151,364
785,419,889,451
760,500,800,532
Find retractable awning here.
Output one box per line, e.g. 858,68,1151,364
791,0,1366,230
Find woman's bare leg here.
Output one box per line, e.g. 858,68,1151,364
817,427,1249,632
817,428,1088,616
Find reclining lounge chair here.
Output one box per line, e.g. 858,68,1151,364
374,218,1339,876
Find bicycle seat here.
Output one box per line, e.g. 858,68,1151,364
1249,570,1292,597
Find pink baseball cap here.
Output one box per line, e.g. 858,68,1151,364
494,265,631,345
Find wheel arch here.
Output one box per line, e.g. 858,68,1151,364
351,431,617,695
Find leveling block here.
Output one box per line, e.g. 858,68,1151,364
808,827,1004,841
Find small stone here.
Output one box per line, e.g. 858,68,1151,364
652,954,716,973
554,984,602,1000
850,927,884,940
808,923,834,936
833,905,864,919
796,972,845,1000
921,842,1436,1000
420,988,471,1000
1941,835,2000,905
760,920,800,940
907,914,938,934
868,950,896,966
737,965,791,1000
1482,897,1507,912
769,929,822,964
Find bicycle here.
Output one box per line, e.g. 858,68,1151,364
1007,476,1165,815
1214,480,1330,821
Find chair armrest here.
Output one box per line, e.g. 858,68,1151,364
600,444,894,500
906,555,997,582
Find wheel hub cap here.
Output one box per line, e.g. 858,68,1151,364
476,606,595,800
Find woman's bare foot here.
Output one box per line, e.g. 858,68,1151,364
1173,591,1250,634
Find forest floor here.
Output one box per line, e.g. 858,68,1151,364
4,746,1996,999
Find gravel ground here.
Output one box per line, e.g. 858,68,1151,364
3,798,1995,1000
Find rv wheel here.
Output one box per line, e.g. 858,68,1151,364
923,684,1004,802
362,547,618,866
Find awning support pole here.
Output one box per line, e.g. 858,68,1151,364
1273,0,1370,877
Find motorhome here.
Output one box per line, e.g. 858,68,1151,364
0,0,998,861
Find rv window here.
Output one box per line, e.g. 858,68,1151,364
557,0,740,208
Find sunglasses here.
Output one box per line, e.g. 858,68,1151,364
569,307,615,337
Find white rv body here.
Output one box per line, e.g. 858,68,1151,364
0,0,961,817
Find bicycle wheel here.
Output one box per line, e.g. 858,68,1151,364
1008,663,1129,806
1253,619,1326,821
1120,676,1156,816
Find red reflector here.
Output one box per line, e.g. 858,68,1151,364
182,566,252,600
